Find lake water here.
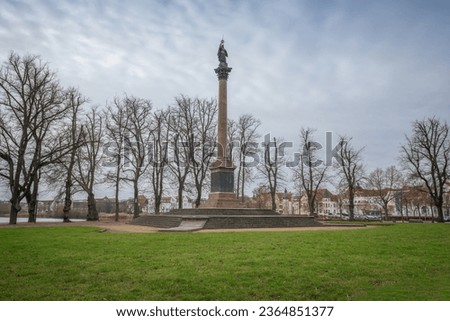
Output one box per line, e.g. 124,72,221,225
0,217,86,224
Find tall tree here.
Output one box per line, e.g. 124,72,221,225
294,128,328,216
72,107,103,221
60,88,87,222
167,95,217,208
333,178,347,219
235,114,261,202
335,136,364,221
227,118,242,197
0,52,67,224
190,98,217,208
122,96,153,218
167,96,193,209
104,97,129,221
400,117,449,222
258,135,286,211
366,166,403,220
41,88,87,222
227,119,238,163
150,109,170,214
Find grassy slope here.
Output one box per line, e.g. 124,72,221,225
0,224,449,300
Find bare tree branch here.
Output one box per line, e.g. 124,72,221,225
400,117,449,222
335,135,365,220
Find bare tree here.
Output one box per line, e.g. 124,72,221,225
258,135,286,211
333,178,347,219
235,114,261,202
150,109,170,214
60,88,87,222
335,136,364,221
72,107,103,221
104,97,129,221
167,96,193,209
190,98,217,208
167,96,217,208
294,128,328,216
0,52,68,224
400,117,449,222
366,166,403,220
122,96,153,218
40,89,87,222
227,118,238,163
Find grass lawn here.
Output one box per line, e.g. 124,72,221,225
0,224,449,300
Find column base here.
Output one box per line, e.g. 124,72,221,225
201,192,243,209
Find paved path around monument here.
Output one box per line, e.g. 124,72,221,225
0,219,373,233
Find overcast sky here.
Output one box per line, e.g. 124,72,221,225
1,0,449,199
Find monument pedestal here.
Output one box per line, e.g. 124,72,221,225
202,159,242,208
210,165,234,193
202,191,241,208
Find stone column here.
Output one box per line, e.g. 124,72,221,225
209,63,235,195
202,43,240,208
217,78,228,161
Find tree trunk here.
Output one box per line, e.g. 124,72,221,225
383,203,389,221
271,189,276,211
308,199,315,216
436,206,444,223
237,157,245,201
236,164,241,201
306,192,315,216
177,185,184,209
9,200,20,224
26,188,38,223
348,190,355,221
241,168,245,202
133,182,139,218
28,169,42,223
9,151,25,225
154,195,161,214
195,185,202,208
27,202,36,222
62,163,75,223
114,187,120,222
435,195,444,222
114,169,120,222
62,188,72,223
87,193,99,221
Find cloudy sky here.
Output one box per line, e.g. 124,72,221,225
1,0,450,197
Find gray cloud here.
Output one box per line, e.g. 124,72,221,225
0,0,449,184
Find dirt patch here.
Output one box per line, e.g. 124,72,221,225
0,219,158,233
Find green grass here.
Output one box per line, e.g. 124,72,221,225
0,224,449,300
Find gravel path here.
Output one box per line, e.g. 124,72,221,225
0,218,372,233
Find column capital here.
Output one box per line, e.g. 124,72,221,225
214,64,232,80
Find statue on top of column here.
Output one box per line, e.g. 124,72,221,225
217,39,228,65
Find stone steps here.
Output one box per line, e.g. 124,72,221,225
203,215,322,229
130,214,322,230
159,218,208,232
129,215,182,228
